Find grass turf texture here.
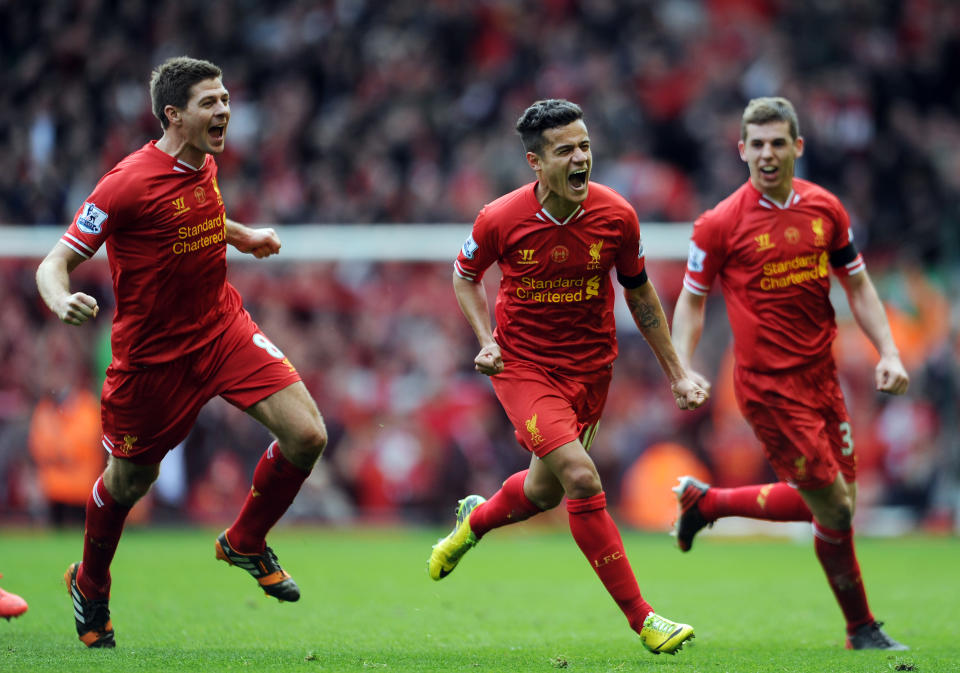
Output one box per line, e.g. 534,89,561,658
0,525,955,672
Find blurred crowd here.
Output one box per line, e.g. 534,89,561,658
1,256,957,532
1,1,958,530
2,0,959,263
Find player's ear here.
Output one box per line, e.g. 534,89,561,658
794,135,804,158
737,139,747,162
164,105,181,127
526,151,541,172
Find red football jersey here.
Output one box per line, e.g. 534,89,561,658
60,141,243,370
455,181,645,376
683,178,865,372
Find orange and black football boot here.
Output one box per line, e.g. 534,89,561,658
215,530,300,602
65,563,115,648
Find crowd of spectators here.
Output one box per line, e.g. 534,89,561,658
2,0,959,262
1,1,958,530
1,255,956,532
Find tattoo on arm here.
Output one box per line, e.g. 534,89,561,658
627,296,661,329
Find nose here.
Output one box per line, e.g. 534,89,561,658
572,147,588,163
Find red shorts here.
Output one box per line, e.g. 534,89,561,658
490,361,611,457
100,309,301,464
734,356,855,490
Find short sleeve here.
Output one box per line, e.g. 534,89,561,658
454,206,499,283
59,171,132,260
682,212,726,296
614,205,645,279
826,198,865,276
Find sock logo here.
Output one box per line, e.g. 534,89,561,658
757,483,774,510
593,551,623,568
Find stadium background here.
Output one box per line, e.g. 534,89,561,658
0,0,957,535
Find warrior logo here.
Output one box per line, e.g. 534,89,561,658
755,232,776,251
172,196,190,216
518,249,538,265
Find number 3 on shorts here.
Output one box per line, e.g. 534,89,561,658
838,421,854,456
253,333,285,359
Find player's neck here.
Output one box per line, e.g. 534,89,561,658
536,183,579,221
754,179,794,207
156,133,205,170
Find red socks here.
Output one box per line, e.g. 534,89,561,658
78,476,131,598
699,482,812,522
813,523,874,633
77,442,308,597
469,470,541,539
470,477,653,634
567,493,653,633
226,441,310,553
696,483,872,633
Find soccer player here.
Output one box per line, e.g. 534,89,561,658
429,99,706,656
0,576,28,620
670,97,909,651
36,57,327,648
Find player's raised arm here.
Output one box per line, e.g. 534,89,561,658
36,242,99,326
225,218,280,258
623,281,706,410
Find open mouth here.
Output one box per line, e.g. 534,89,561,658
568,169,588,189
208,125,225,141
759,165,778,178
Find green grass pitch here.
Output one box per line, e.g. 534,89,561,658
1,524,956,672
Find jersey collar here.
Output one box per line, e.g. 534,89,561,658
147,140,206,173
173,158,202,173
758,188,801,210
530,182,587,226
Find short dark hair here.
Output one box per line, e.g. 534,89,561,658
741,96,800,140
515,99,584,155
150,56,223,129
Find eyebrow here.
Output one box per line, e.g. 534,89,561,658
553,138,589,152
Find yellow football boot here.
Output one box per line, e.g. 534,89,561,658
427,495,485,580
639,612,695,655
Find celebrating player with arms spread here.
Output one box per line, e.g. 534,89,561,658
37,57,328,648
430,99,705,656
671,97,910,650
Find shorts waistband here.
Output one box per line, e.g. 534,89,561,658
735,351,834,377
